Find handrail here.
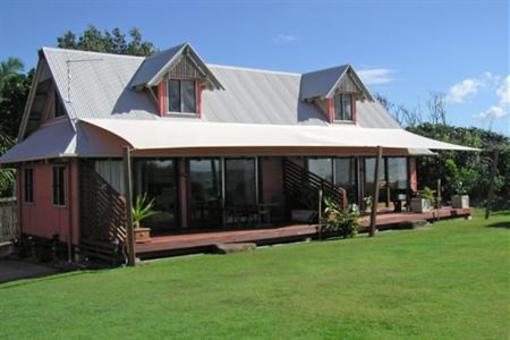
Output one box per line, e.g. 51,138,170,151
284,159,347,214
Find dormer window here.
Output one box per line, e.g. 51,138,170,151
168,79,197,113
334,93,354,121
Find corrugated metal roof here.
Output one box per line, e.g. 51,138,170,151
130,43,186,88
0,119,76,163
41,46,401,129
300,65,348,100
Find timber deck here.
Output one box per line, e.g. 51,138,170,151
135,206,473,258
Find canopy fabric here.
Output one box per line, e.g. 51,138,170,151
0,119,77,164
81,118,477,152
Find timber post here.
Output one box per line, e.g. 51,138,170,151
485,149,499,220
369,146,383,237
123,146,136,266
318,189,323,240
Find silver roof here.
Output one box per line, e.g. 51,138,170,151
300,65,348,100
130,43,185,88
41,46,401,129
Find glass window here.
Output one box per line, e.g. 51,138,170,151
225,158,256,206
364,158,385,200
307,158,333,182
182,80,196,113
334,93,353,121
189,159,222,227
135,159,179,231
387,158,408,190
24,168,34,203
168,79,181,112
52,166,65,206
334,158,357,202
168,79,196,113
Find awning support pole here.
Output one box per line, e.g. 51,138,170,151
318,189,323,240
485,149,499,220
369,146,383,237
123,146,136,266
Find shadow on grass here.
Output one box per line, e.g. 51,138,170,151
486,221,510,229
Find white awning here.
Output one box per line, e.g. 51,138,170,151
0,119,77,164
80,118,477,152
0,118,476,165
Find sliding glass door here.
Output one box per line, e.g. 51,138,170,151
135,159,179,232
189,158,223,228
224,158,257,206
307,158,333,182
307,157,358,204
363,157,408,205
334,158,358,203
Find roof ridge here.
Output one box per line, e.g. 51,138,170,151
207,63,301,77
42,47,146,60
302,64,351,75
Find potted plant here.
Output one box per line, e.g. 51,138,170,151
451,181,470,209
410,186,435,213
132,194,156,243
362,196,373,213
322,198,360,238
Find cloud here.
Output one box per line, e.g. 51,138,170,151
272,34,298,44
357,68,393,85
497,75,510,104
446,78,483,103
472,74,510,131
474,105,507,121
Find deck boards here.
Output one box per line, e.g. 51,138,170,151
135,207,473,256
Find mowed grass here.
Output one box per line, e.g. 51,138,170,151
1,210,509,339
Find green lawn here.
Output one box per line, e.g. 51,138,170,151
1,210,509,339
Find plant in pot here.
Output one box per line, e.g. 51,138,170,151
132,194,156,244
362,196,373,214
410,186,435,213
322,197,360,238
451,180,470,209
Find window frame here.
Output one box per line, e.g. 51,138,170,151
23,167,34,204
52,165,66,207
167,78,197,114
333,93,354,122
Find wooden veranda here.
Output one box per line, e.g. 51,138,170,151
135,206,473,259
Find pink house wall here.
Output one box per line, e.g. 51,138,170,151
19,160,80,245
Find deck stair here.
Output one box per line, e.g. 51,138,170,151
283,159,347,223
78,161,127,265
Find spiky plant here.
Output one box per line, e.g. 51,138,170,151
131,194,156,228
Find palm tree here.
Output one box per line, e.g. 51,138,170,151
0,57,24,83
0,57,24,103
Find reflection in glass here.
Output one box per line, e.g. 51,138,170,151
225,158,256,206
364,158,386,201
189,159,222,227
334,158,357,202
135,159,178,232
307,158,333,182
387,158,408,190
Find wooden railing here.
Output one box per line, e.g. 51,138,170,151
79,161,127,264
284,160,347,220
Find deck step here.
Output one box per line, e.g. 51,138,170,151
395,219,429,230
213,243,257,254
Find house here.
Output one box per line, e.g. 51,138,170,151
0,43,475,263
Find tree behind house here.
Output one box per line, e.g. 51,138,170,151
57,25,156,56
